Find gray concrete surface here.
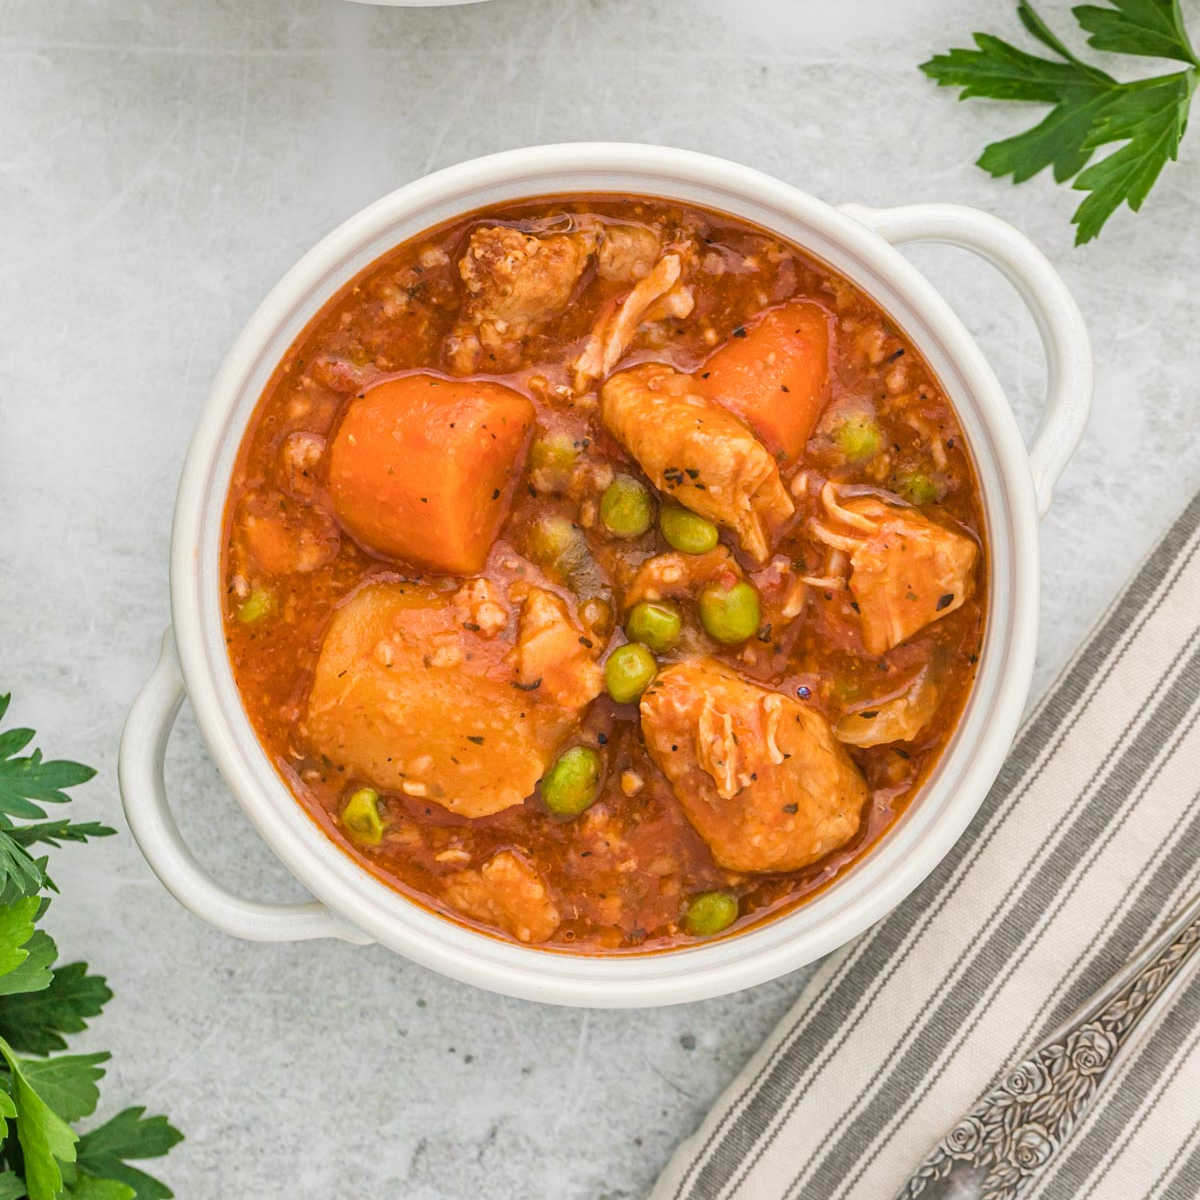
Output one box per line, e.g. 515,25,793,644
1,0,1198,1195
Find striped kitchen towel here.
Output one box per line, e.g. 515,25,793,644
651,490,1200,1200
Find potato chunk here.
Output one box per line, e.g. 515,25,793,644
601,364,794,563
842,497,979,655
305,582,596,818
639,658,866,872
328,375,534,575
441,850,560,943
702,301,831,465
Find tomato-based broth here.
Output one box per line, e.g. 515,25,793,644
222,195,987,953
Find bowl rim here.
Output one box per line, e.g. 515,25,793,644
169,142,1039,1007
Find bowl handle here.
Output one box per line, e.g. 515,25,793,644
119,629,372,944
838,203,1092,516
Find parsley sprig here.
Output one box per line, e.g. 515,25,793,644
0,695,182,1200
921,0,1198,243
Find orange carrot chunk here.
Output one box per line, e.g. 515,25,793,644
328,374,534,574
701,300,831,465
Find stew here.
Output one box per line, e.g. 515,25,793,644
222,195,987,952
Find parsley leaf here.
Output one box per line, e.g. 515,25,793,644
0,930,58,999
0,819,115,904
1075,0,1200,63
1073,69,1197,239
67,1177,136,1200
921,0,1198,242
0,898,42,980
8,821,116,849
0,695,96,822
19,1053,109,1123
0,693,182,1199
76,1109,184,1200
0,1035,79,1200
0,963,112,1055
0,833,49,901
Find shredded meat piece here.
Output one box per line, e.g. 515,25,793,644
448,225,596,372
836,497,978,655
640,658,866,872
441,850,560,943
573,253,693,390
601,363,794,563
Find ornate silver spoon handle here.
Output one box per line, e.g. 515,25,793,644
898,890,1200,1200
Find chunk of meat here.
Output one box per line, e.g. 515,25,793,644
305,582,592,817
237,491,339,576
573,254,694,390
449,225,595,372
601,364,794,563
841,497,978,655
642,659,867,870
328,374,534,575
640,659,866,872
454,577,509,638
512,587,604,710
836,665,941,747
624,546,742,608
595,224,662,282
441,850,560,943
702,301,831,465
277,431,327,500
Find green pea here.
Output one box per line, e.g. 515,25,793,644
625,600,682,653
236,586,276,625
832,414,883,463
660,503,719,555
541,746,603,817
527,514,578,565
600,475,654,539
529,433,578,493
895,470,944,506
684,891,739,937
342,787,384,846
604,643,658,704
698,580,761,644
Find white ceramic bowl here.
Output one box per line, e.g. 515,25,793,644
120,143,1091,1008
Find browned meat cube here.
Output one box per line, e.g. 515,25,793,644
440,850,560,943
639,658,866,872
513,587,604,710
236,490,339,576
448,225,595,372
595,223,662,281
842,497,978,656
